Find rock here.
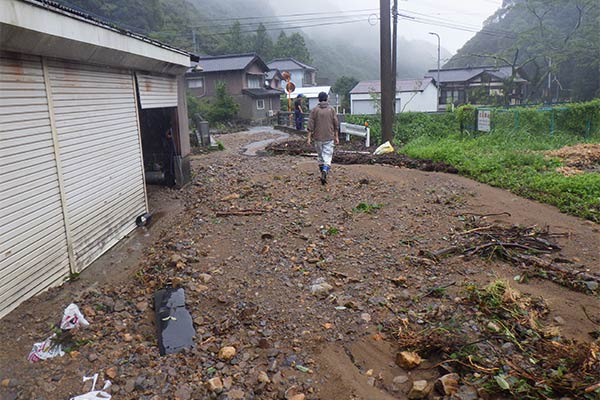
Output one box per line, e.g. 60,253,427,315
408,380,431,399
399,289,412,300
174,384,192,400
553,316,566,325
114,300,126,312
486,321,501,332
136,301,148,312
393,375,409,384
360,313,371,323
501,342,515,355
367,377,376,386
310,279,333,298
285,385,303,399
206,377,224,393
436,373,459,395
454,384,479,400
123,333,133,342
223,376,233,390
1,379,10,388
257,371,270,384
227,389,245,399
395,351,422,369
87,353,98,362
105,367,118,380
218,346,236,361
198,273,212,283
586,281,599,291
125,379,135,393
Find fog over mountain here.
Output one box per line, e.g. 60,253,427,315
57,0,502,82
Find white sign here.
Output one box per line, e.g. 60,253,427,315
478,110,491,132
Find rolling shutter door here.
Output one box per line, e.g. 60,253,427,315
136,73,178,109
0,52,71,318
47,60,146,272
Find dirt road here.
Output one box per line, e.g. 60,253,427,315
1,128,598,399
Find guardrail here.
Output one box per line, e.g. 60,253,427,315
340,122,370,147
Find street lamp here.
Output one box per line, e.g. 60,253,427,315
429,32,441,110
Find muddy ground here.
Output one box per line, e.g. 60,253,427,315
0,128,598,400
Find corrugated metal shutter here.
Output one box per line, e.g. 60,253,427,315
0,52,71,318
47,59,147,272
136,73,178,109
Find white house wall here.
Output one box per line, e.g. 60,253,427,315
351,84,437,114
398,83,438,112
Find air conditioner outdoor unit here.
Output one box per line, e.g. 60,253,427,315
268,110,274,117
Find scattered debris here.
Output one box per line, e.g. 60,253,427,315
69,373,112,400
153,288,195,355
27,303,89,363
423,217,600,294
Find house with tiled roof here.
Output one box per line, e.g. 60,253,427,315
424,65,528,108
267,58,316,88
349,78,438,114
186,53,283,121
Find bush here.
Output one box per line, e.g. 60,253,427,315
206,81,239,123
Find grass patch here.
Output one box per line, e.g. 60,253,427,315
401,129,600,222
353,202,383,213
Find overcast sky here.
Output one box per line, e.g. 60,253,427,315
268,0,503,55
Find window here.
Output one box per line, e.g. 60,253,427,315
188,78,204,88
257,99,265,110
248,75,262,88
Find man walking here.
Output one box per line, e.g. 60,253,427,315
294,94,304,130
307,92,339,185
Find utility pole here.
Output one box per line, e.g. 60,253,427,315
380,0,394,143
391,0,398,114
429,32,440,111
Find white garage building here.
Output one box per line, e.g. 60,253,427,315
0,0,195,318
349,78,438,114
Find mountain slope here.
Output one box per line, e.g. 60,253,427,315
446,0,600,101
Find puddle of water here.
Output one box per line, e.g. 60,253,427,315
153,287,195,355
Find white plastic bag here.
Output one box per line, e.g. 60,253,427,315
373,141,395,155
28,303,89,363
70,374,112,400
27,334,65,363
61,303,90,330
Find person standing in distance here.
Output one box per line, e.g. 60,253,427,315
307,91,339,185
294,94,304,130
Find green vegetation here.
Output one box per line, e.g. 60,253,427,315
353,202,383,213
349,100,600,222
332,76,359,111
446,0,600,101
402,128,600,222
189,81,239,124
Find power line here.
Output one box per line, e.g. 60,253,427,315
196,8,379,22
194,12,377,31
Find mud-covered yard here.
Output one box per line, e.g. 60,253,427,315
1,129,598,400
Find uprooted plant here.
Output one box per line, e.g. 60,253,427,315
421,214,600,294
394,280,600,399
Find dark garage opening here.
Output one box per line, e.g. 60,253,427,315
139,106,182,187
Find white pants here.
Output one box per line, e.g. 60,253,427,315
314,140,334,168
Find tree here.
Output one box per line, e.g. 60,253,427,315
252,23,273,61
272,31,312,64
333,76,359,111
206,81,239,122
